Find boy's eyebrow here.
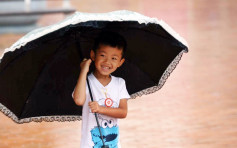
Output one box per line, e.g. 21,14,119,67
112,54,119,57
97,51,106,54
98,51,120,57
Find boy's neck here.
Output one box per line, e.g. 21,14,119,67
93,71,111,86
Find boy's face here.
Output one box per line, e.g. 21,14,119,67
90,44,125,76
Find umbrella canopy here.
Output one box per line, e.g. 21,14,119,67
0,10,188,123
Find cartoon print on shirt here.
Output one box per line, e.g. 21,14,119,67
90,117,119,148
90,89,120,147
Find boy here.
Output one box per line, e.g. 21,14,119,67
72,31,130,148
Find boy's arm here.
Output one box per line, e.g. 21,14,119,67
89,99,128,118
73,59,92,106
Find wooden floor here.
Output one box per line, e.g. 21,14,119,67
0,0,237,147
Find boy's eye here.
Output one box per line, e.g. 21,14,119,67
100,54,105,57
101,120,108,128
112,57,117,60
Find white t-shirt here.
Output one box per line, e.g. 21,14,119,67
74,72,130,148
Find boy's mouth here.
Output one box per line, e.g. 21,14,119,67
101,65,111,70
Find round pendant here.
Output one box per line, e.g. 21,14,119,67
105,98,113,107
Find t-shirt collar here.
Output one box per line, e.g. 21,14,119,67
90,72,113,88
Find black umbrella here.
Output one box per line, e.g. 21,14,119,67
0,10,188,124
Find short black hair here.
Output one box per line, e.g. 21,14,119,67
92,31,127,58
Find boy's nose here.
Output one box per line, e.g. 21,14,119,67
104,57,110,63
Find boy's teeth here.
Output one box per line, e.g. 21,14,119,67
102,66,109,69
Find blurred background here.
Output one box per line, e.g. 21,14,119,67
0,0,236,147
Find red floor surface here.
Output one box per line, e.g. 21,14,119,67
0,0,237,147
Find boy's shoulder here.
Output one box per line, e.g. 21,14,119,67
111,75,126,84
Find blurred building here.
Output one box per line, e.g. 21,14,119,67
0,0,75,34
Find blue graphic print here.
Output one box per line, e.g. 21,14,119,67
90,119,119,148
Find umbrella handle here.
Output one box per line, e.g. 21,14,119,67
86,77,109,148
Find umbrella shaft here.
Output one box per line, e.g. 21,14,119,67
87,77,107,147
94,113,106,146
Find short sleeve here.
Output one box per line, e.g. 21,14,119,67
72,83,89,99
119,78,130,100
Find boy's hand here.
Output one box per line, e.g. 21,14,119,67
80,58,92,73
89,101,101,113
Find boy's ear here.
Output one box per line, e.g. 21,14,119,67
118,58,125,67
90,50,95,61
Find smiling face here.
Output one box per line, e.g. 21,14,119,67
90,44,125,77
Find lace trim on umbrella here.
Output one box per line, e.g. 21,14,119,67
0,103,81,124
0,10,188,60
130,50,186,99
